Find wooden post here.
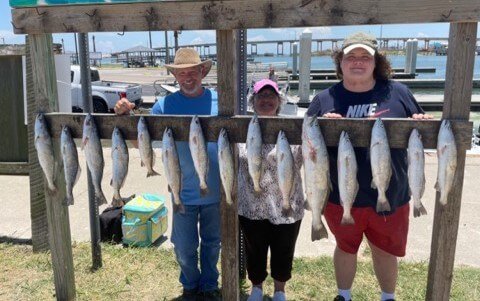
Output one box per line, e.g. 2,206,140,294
26,36,49,252
216,29,240,301
29,34,76,300
426,22,478,301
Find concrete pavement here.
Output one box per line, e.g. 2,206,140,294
1,145,479,267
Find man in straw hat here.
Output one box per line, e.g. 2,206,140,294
307,32,432,301
115,48,221,301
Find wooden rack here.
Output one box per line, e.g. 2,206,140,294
11,1,480,300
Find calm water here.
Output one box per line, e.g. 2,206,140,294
253,54,480,80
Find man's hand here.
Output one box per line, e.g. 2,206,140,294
114,98,135,115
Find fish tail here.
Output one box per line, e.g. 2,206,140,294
413,203,428,218
64,194,74,206
439,193,448,206
96,190,108,206
200,184,209,197
281,206,293,217
311,222,329,241
173,203,185,214
112,192,124,208
147,169,160,177
341,214,355,225
253,182,262,194
376,194,391,212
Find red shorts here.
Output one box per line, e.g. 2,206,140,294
324,202,410,257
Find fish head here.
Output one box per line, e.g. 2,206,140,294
250,114,259,125
61,125,71,137
220,128,228,139
374,118,384,130
164,127,173,139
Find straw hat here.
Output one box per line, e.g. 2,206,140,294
165,48,212,77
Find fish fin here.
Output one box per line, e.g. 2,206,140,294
311,222,329,241
281,207,293,217
371,179,377,190
413,203,428,218
439,193,448,206
147,169,160,177
434,181,440,191
140,160,145,167
167,185,172,193
111,195,124,208
341,215,355,225
309,149,317,163
376,197,391,213
81,136,89,150
97,191,108,206
64,195,74,206
110,178,113,187
200,186,209,197
173,203,185,214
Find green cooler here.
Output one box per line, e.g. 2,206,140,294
122,194,168,247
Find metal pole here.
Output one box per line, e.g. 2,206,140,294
165,31,170,74
78,32,102,271
149,30,154,66
92,35,96,66
74,33,79,64
174,30,179,52
236,29,248,116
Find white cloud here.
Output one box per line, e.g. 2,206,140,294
97,40,115,53
250,35,266,42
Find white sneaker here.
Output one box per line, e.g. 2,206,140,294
272,291,287,301
247,287,263,301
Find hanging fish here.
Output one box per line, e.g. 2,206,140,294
370,118,392,213
435,119,457,205
276,130,295,217
189,115,209,196
61,126,81,205
111,127,129,207
82,113,107,206
338,131,358,225
162,127,184,213
302,114,330,241
218,128,235,205
246,114,263,194
407,128,427,217
137,116,160,177
34,113,57,192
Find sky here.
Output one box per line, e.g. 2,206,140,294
1,2,479,56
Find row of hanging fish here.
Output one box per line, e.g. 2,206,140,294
34,114,458,234
337,118,458,227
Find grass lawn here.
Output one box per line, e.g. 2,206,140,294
0,242,479,300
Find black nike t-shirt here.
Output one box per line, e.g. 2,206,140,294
306,79,425,214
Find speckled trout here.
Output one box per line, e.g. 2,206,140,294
435,119,457,205
246,114,263,194
370,118,392,213
189,115,209,196
407,128,427,217
277,130,294,217
162,127,184,213
302,114,330,241
137,116,160,177
111,127,129,207
338,131,358,225
82,113,107,206
218,128,235,205
34,113,57,192
61,126,81,205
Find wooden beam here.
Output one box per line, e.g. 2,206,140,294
29,34,76,300
42,113,472,150
0,162,29,175
217,29,240,301
426,22,478,301
11,0,480,34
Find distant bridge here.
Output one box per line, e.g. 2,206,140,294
156,37,480,58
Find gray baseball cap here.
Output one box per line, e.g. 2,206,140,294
342,32,377,55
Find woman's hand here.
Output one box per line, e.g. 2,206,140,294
114,98,135,115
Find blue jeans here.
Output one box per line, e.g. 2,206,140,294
171,202,221,292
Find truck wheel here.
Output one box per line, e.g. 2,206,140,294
93,98,108,113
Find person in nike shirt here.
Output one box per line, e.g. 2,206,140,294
307,32,432,301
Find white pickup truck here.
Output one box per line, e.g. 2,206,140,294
70,65,143,113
